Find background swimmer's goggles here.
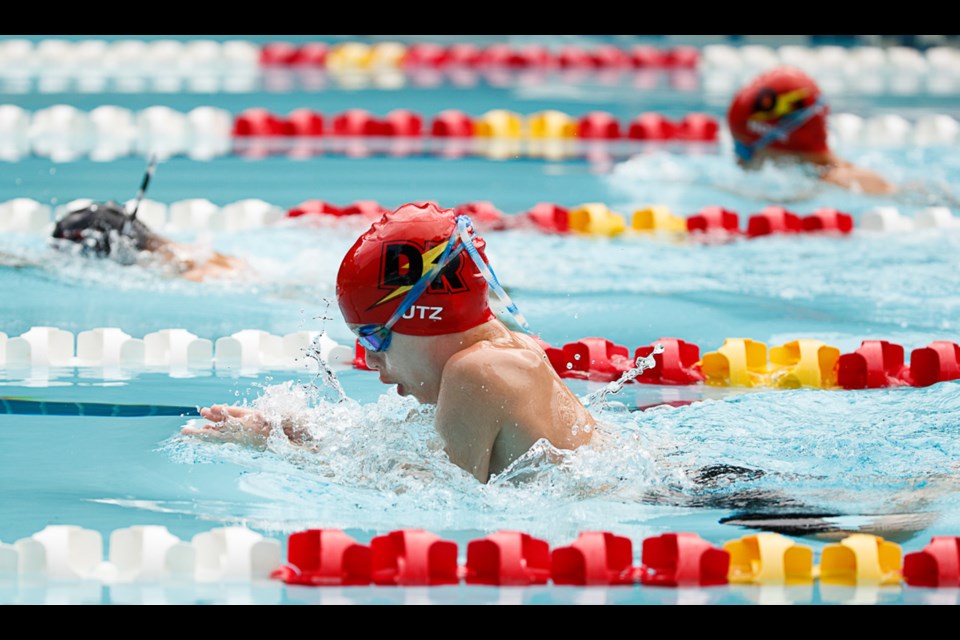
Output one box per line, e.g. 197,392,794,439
734,96,826,163
354,214,532,353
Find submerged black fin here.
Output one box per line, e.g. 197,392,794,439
719,511,938,544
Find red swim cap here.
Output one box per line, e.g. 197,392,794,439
336,201,495,336
727,65,830,156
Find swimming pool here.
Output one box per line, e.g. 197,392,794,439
2,35,960,605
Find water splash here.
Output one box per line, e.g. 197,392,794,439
165,375,960,543
580,342,665,410
298,298,347,404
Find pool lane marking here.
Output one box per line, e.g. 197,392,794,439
0,397,200,417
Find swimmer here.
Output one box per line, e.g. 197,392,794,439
185,201,596,483
49,156,251,282
51,200,251,283
727,65,897,196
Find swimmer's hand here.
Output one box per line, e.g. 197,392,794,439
182,403,313,447
181,404,270,447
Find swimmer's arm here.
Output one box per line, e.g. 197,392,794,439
434,358,504,484
819,161,897,195
182,404,312,447
174,250,251,283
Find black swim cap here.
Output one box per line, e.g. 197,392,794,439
51,200,153,259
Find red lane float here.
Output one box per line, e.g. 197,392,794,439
430,109,474,137
370,529,460,586
634,338,705,385
628,112,677,140
332,109,380,136
286,199,385,219
837,340,908,389
663,46,700,69
232,108,288,137
629,45,666,68
383,109,423,136
747,206,854,237
476,43,555,69
639,532,730,586
291,42,329,66
543,337,634,382
904,341,960,387
578,111,622,139
260,41,299,66
673,113,719,141
551,531,635,586
524,202,570,233
464,531,551,586
903,536,960,587
271,529,372,586
801,207,854,233
402,42,449,67
557,46,596,68
352,340,373,371
445,43,483,66
747,206,802,238
589,45,633,68
286,200,342,218
455,201,507,231
286,109,324,136
687,205,740,234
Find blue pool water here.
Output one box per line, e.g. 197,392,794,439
2,36,960,604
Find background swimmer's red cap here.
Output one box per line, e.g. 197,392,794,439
336,201,495,336
726,65,830,156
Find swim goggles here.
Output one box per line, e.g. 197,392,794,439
734,96,826,163
353,214,531,352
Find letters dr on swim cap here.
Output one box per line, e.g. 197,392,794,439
726,65,830,159
336,201,495,336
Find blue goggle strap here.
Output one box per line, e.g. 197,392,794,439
455,214,532,334
735,96,826,162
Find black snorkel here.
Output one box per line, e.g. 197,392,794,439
125,152,157,233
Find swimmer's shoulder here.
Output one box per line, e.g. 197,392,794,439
452,331,547,369
440,342,550,411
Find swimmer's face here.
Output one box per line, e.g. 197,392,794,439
349,324,444,404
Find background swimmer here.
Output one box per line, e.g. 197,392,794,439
727,65,897,196
51,200,251,282
48,156,252,283
184,202,596,483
